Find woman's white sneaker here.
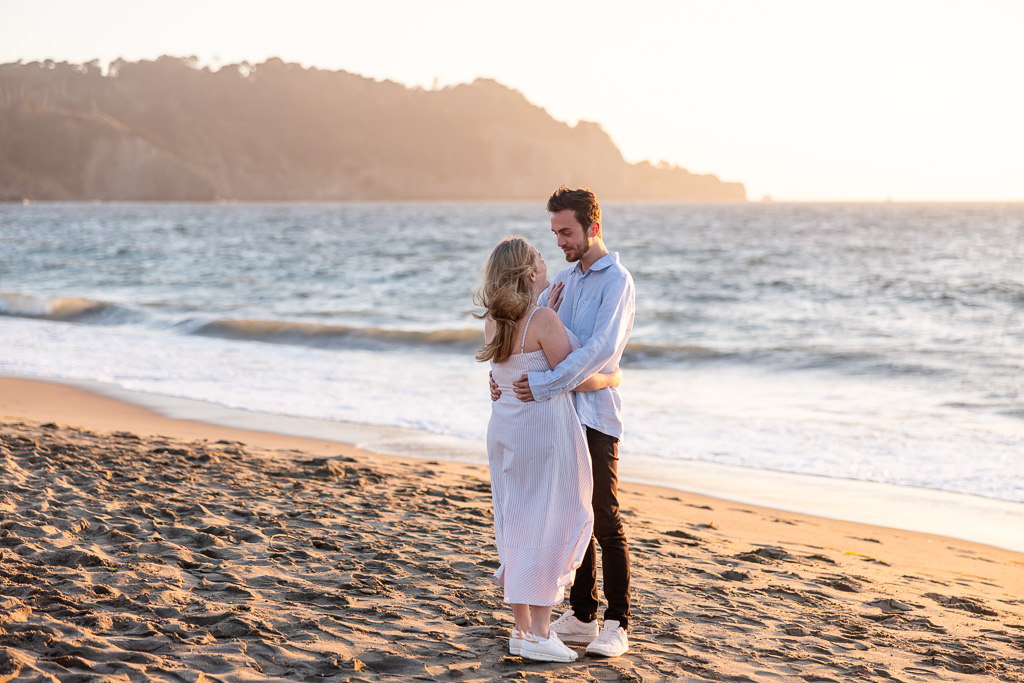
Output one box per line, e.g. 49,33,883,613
549,609,599,644
509,627,531,655
585,620,629,657
519,631,578,662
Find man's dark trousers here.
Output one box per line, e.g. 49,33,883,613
569,427,631,630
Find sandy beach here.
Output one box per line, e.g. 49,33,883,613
1,377,1023,682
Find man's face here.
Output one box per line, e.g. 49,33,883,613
550,209,591,263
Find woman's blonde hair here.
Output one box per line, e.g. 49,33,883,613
474,236,537,364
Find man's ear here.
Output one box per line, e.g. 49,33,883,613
590,222,601,238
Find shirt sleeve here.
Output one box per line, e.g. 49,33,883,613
526,272,634,401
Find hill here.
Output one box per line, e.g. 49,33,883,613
0,57,746,201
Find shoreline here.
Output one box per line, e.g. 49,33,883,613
3,373,1023,554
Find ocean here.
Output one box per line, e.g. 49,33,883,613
2,201,1022,541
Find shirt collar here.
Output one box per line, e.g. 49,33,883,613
574,252,619,276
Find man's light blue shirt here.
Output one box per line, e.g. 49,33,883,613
528,252,635,440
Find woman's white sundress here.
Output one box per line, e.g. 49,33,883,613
486,308,594,606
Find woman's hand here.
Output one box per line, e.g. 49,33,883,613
546,281,565,312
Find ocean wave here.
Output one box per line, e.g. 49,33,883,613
0,292,139,324
192,318,484,350
621,342,732,363
191,319,757,361
0,292,999,380
960,280,1024,307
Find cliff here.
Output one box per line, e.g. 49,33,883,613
0,58,746,202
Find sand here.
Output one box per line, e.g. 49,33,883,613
1,377,1023,682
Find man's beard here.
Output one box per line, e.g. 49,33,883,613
566,238,591,262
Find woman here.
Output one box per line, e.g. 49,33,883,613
475,236,620,663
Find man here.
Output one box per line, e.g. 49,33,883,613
491,186,635,658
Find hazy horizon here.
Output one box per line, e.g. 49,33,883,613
2,0,1022,202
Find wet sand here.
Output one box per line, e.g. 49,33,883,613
1,377,1023,682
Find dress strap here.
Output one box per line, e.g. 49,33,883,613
520,307,540,353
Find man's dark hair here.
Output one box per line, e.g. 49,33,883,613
547,186,601,235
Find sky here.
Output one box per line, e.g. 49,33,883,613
1,0,1022,201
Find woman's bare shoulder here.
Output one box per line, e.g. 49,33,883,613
529,307,561,326
528,307,567,341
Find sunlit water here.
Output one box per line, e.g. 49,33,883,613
1,201,1022,505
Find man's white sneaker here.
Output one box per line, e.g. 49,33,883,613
585,620,629,657
520,631,578,662
549,609,599,644
509,627,531,655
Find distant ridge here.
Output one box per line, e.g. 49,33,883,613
0,57,745,202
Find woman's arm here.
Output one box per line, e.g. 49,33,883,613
531,308,573,370
575,366,621,392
